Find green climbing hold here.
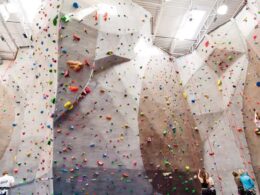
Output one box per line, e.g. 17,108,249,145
163,159,171,166
163,129,168,136
53,15,58,26
61,15,70,23
51,97,56,104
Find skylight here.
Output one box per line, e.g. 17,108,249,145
175,9,206,40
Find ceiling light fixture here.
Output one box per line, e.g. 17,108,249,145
217,4,228,15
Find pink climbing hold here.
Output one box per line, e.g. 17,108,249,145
97,160,104,166
205,41,209,47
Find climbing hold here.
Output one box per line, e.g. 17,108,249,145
147,137,152,143
64,101,73,110
85,87,91,94
64,70,69,77
163,129,168,136
53,15,58,26
217,79,222,86
106,51,113,56
67,60,83,71
61,48,67,54
97,160,104,166
73,34,80,41
61,15,70,23
69,86,79,92
205,41,209,47
256,81,260,87
122,173,129,178
13,168,19,174
228,56,233,61
185,166,190,171
103,12,108,21
237,128,243,132
72,2,79,9
183,92,188,99
51,97,56,104
106,115,112,120
94,11,98,21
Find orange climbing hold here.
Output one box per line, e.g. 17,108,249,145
67,60,84,71
69,86,79,92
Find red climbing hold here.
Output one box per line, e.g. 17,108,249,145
104,12,108,21
85,87,91,94
73,34,80,41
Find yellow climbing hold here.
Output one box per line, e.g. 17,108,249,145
183,92,188,99
217,79,222,86
185,165,190,171
64,101,73,110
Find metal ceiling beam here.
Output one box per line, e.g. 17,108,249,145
189,0,225,52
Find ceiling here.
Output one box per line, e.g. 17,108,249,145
133,0,245,57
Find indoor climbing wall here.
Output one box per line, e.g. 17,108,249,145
0,0,259,194
0,0,61,194
176,0,260,194
239,0,260,187
53,0,156,194
54,0,151,119
138,51,203,194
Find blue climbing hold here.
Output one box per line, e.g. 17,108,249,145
72,2,79,9
256,81,260,87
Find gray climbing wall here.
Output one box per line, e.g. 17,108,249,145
175,0,260,194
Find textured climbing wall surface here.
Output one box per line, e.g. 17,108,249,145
0,0,259,194
0,0,61,194
53,48,154,195
55,0,151,119
138,52,203,194
53,1,157,194
243,31,260,187
176,0,260,194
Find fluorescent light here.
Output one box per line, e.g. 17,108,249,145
175,9,206,40
217,4,228,15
